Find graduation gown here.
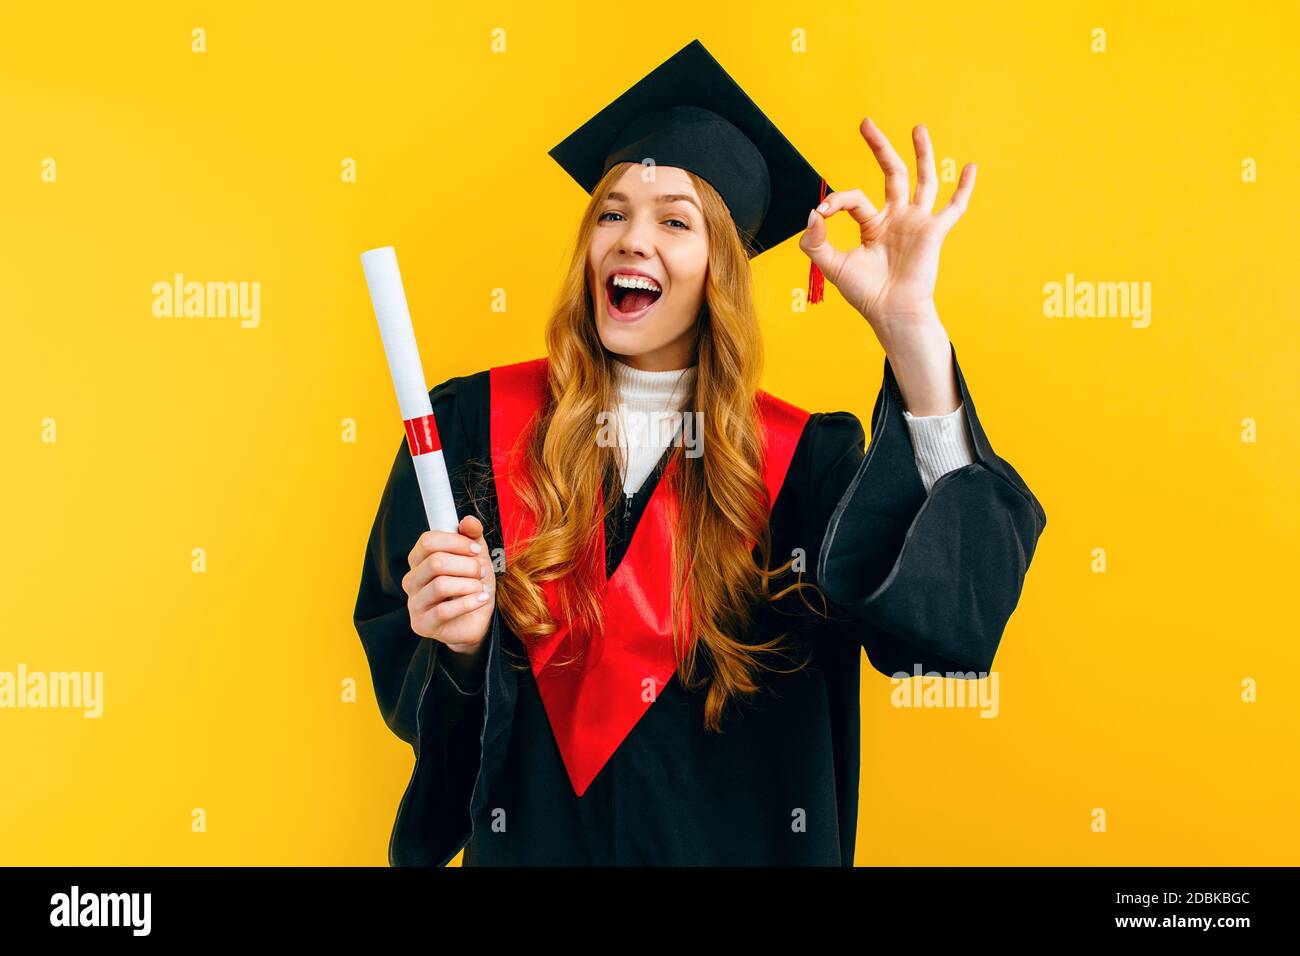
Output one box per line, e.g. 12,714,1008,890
352,341,1047,866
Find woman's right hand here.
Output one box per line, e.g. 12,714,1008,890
402,514,495,653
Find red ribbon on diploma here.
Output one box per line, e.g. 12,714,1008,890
403,414,442,456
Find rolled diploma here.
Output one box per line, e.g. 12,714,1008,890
360,245,460,534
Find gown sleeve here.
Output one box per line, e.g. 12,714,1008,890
352,374,488,866
807,340,1047,676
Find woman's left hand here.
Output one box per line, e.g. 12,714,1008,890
800,118,976,336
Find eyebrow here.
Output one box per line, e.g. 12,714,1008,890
605,191,700,211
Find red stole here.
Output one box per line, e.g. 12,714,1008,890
489,357,809,797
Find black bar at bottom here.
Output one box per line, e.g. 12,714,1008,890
0,866,1288,941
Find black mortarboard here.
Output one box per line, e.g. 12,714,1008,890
548,38,831,303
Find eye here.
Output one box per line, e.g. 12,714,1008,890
598,210,689,229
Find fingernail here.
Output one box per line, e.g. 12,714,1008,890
470,542,481,554
476,591,489,602
807,209,817,228
817,202,830,213
480,565,487,578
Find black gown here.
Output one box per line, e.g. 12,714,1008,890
353,342,1047,866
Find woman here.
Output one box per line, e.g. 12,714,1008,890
354,40,1046,866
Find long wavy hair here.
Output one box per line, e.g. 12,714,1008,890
491,160,826,732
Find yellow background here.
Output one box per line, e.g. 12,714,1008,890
2,2,1296,865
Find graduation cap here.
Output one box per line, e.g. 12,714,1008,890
548,38,831,304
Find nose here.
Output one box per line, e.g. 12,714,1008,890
616,212,654,258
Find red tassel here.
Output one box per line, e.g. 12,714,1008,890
807,260,825,305
808,176,828,305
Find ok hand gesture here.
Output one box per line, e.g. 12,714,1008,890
800,118,976,335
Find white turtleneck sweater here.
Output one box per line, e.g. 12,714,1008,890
610,359,976,496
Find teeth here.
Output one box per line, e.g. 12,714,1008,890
611,273,661,293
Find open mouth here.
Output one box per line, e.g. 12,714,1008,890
605,273,663,321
